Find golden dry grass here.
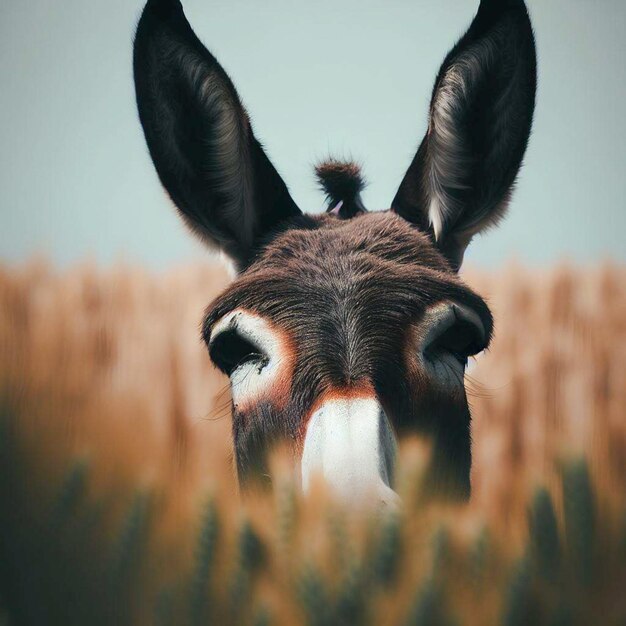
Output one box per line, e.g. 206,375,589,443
0,259,624,626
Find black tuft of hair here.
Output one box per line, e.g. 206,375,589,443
315,159,367,220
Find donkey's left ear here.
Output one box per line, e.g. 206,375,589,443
133,0,302,270
392,0,537,270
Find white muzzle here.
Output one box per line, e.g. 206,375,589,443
301,397,400,510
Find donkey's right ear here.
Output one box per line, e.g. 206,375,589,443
391,0,537,270
133,0,301,269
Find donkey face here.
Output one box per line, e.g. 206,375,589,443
134,0,536,503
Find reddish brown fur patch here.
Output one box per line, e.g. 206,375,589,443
295,380,377,449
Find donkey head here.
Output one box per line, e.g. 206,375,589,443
134,0,536,504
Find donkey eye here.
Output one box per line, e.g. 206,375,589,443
421,304,486,373
428,320,484,366
209,329,267,377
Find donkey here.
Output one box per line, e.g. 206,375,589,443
134,0,536,505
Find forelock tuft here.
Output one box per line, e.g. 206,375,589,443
314,159,367,219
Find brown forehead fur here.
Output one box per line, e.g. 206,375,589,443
203,211,493,342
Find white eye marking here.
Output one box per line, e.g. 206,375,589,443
301,397,400,510
210,310,286,408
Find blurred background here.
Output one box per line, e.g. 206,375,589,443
1,2,625,625
1,0,625,268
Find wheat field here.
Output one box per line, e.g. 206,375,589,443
0,260,624,626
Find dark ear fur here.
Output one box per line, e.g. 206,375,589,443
133,0,301,269
392,0,537,269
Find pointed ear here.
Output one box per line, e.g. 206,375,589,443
133,0,301,269
391,0,537,270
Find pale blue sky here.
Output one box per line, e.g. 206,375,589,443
1,0,624,268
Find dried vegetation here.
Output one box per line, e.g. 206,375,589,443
0,260,624,625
